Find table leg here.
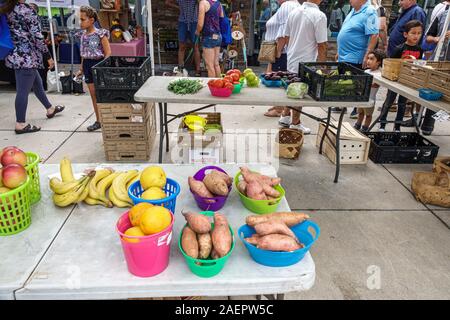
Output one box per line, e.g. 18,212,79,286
164,103,169,152
319,108,332,154
158,102,164,163
334,109,345,183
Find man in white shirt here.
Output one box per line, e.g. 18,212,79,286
278,0,328,134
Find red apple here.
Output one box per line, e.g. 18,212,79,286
0,146,17,159
0,168,3,187
2,164,27,189
1,147,27,167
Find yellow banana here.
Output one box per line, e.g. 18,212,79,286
60,157,75,182
109,184,132,208
97,171,121,198
84,196,111,207
88,169,113,203
112,170,139,204
49,176,84,195
76,176,93,203
126,173,140,190
53,176,90,207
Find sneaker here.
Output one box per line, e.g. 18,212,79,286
361,126,369,133
331,107,347,113
394,127,401,133
401,118,415,127
349,108,358,119
378,127,385,132
290,123,311,134
422,129,432,136
354,123,362,130
87,121,101,132
278,115,291,128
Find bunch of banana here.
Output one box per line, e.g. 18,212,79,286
51,172,95,207
84,169,116,208
109,170,139,208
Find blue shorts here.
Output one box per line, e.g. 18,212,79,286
83,58,103,84
178,21,197,44
202,34,222,49
272,54,287,71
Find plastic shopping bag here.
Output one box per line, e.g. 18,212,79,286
47,70,63,92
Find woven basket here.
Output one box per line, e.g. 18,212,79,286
382,59,403,81
275,129,304,160
433,156,450,175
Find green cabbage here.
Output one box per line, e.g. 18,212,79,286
287,82,308,99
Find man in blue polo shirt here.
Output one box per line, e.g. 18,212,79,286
388,0,426,57
333,0,379,114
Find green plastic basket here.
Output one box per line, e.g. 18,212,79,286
232,83,242,94
234,171,285,214
178,211,235,278
25,152,41,205
0,177,31,236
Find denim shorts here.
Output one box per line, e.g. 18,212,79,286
178,21,197,44
82,58,103,84
202,34,222,49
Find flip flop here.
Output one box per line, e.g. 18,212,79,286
264,109,283,117
46,105,65,119
15,124,41,134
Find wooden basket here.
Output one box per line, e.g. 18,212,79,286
398,61,450,91
382,58,403,81
275,128,304,160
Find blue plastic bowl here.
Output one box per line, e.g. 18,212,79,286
128,178,181,213
238,220,320,267
260,75,282,88
419,88,443,101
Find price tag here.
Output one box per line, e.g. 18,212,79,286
432,110,450,122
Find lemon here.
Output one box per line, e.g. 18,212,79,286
141,187,166,200
140,166,166,189
123,226,145,243
140,206,172,235
129,202,153,227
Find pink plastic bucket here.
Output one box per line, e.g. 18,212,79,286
208,84,233,97
116,211,174,277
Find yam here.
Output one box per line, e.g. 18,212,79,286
254,220,299,243
182,211,211,233
246,212,310,227
211,213,232,258
210,170,232,187
262,184,280,198
257,234,304,252
246,181,267,200
210,248,220,260
244,234,260,245
237,180,247,195
197,233,212,259
188,177,214,198
203,173,229,196
181,226,199,259
240,166,281,186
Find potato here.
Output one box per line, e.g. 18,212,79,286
246,212,310,227
197,232,212,259
237,180,247,195
210,170,232,187
188,177,214,198
203,173,229,196
246,181,267,200
181,226,198,259
244,234,260,245
211,213,232,258
182,211,211,233
257,234,304,252
254,220,299,243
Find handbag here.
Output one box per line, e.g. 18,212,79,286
258,40,277,63
0,14,14,60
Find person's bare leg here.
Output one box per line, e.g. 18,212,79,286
356,111,364,126
203,48,215,78
178,42,187,67
213,46,221,77
266,63,272,73
363,115,372,128
87,83,99,121
194,43,201,74
291,109,300,125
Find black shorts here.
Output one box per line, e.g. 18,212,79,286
82,58,103,84
272,54,287,72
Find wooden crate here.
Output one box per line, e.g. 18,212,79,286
426,67,450,103
398,61,450,90
98,102,152,124
104,133,156,162
382,58,403,81
316,122,370,165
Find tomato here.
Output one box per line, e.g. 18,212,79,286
232,69,241,77
233,81,240,85
224,82,234,90
230,73,240,82
226,70,235,76
223,76,233,83
213,79,224,88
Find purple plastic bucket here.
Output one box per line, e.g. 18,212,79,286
190,166,232,211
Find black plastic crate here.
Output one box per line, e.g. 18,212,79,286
366,132,439,164
299,62,373,102
96,88,138,103
92,56,151,90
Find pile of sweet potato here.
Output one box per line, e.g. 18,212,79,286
181,211,233,260
188,169,232,198
237,166,281,201
244,212,309,252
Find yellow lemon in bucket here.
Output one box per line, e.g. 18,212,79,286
124,226,145,243
140,206,172,235
141,187,166,200
129,202,153,227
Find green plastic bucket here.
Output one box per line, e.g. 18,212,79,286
25,152,41,205
178,211,235,278
234,171,285,214
0,177,31,236
232,83,242,94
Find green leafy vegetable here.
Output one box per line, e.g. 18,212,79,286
168,79,204,95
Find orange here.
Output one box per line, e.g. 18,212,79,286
129,202,153,227
139,206,172,235
123,226,145,243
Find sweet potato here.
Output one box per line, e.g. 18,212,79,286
210,169,232,187
237,180,247,195
244,234,260,245
210,248,220,260
262,184,280,198
246,212,310,227
246,181,267,200
188,177,214,198
197,232,212,259
182,211,211,233
254,220,299,243
181,226,198,258
203,173,229,196
240,166,281,186
257,234,304,252
211,213,232,258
